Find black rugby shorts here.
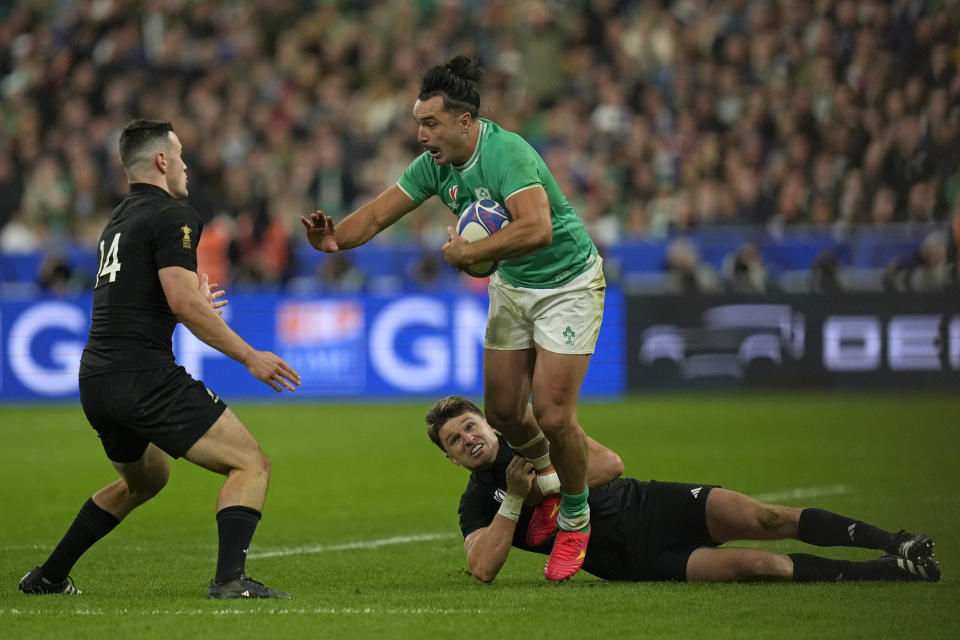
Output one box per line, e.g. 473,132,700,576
632,480,720,581
79,366,227,462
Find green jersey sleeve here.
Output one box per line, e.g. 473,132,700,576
397,152,439,204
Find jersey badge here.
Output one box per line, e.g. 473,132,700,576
563,326,576,346
474,187,491,200
181,225,193,249
494,488,506,503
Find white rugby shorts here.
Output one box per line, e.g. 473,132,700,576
484,255,605,355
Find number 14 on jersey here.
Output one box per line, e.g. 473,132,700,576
98,232,122,283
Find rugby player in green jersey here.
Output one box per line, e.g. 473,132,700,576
302,56,602,580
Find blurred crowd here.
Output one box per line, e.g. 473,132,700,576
1,0,958,293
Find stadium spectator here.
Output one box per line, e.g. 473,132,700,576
809,249,845,293
722,242,775,294
409,249,447,291
0,151,24,234
664,236,721,294
905,181,941,232
36,252,92,295
867,186,898,229
907,230,955,292
316,252,367,293
425,395,940,584
1,1,958,287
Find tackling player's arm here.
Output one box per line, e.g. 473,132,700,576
301,184,417,253
159,266,300,392
442,186,552,270
522,436,624,506
587,437,624,486
463,456,535,583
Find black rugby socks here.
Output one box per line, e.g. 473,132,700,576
41,497,120,582
214,505,262,583
797,508,895,551
788,553,930,582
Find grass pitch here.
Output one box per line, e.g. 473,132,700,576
1,393,957,639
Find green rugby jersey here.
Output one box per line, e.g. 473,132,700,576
397,118,597,288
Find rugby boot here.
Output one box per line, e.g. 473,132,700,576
18,567,81,595
526,494,561,547
544,526,590,581
208,576,292,599
874,554,940,582
889,530,935,564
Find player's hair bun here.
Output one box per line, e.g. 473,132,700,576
445,56,483,85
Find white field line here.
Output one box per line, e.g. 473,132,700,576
247,532,457,560
751,484,850,503
1,487,851,558
0,607,488,617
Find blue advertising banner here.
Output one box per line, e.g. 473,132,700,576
0,290,624,401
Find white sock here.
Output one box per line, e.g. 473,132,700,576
558,507,590,532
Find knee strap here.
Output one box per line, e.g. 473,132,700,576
506,431,545,453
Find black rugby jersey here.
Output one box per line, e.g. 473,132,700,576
80,183,201,377
457,435,652,581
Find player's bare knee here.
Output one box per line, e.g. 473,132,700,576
233,443,270,475
254,448,271,479
148,467,170,495
484,405,520,432
536,412,577,443
125,472,167,505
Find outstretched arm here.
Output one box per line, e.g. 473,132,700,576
199,272,228,315
463,456,536,583
301,184,417,252
159,266,300,392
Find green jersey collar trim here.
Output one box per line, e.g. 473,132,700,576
455,121,487,173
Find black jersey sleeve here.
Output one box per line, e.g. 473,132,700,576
152,205,201,272
457,477,499,538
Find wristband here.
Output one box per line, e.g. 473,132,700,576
497,494,524,522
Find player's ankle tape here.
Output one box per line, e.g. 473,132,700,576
528,452,552,471
507,431,544,453
536,472,561,495
497,494,524,521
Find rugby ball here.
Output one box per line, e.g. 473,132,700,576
456,199,512,277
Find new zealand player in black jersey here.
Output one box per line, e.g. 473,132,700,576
425,396,940,584
18,119,301,599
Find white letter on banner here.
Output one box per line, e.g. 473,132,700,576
174,306,230,380
823,316,881,371
453,297,488,387
951,317,960,370
888,316,941,370
370,297,448,391
8,301,86,395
